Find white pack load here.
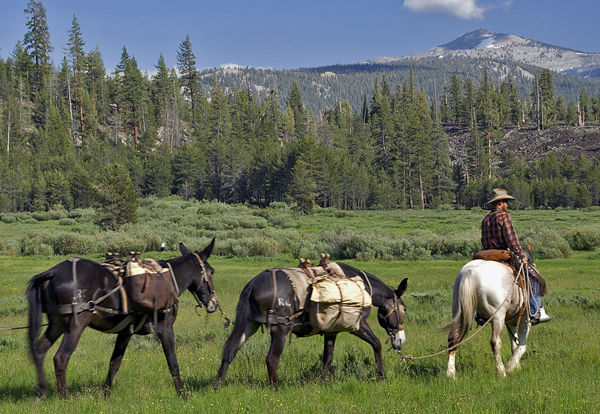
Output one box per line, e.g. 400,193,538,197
309,275,372,332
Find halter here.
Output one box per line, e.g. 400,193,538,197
381,287,404,341
191,253,217,309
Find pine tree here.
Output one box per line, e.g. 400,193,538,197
287,82,307,139
65,15,86,134
152,54,169,142
579,86,591,125
23,0,53,94
176,35,200,127
96,163,139,230
121,57,145,149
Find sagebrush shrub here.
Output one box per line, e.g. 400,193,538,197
58,218,76,226
521,226,572,259
563,226,600,251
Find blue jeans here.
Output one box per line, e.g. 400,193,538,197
529,278,542,317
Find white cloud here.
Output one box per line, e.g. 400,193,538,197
403,0,486,20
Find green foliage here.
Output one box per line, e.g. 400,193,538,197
95,163,139,230
58,218,76,225
521,225,573,258
563,226,600,250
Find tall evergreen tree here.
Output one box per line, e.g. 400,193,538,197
23,0,52,94
65,15,86,134
96,163,139,230
176,35,200,127
287,82,307,139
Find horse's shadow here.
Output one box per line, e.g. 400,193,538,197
0,382,105,402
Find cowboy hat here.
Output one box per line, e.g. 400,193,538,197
486,188,514,204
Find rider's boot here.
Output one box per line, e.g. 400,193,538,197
531,307,554,325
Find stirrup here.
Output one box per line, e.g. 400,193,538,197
531,307,554,325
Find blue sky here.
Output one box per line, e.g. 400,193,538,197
1,0,598,73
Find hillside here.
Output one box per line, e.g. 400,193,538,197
446,123,600,166
199,29,600,118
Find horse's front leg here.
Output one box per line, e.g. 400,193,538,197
54,312,92,397
266,324,289,389
350,323,384,379
506,318,529,374
31,316,63,397
155,319,185,397
322,332,337,380
490,318,506,377
103,330,132,397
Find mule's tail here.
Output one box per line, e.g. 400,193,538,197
444,269,477,348
222,282,254,362
26,270,54,354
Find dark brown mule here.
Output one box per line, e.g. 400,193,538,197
213,262,408,389
26,239,217,398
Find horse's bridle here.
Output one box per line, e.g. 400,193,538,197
381,288,405,340
191,253,217,309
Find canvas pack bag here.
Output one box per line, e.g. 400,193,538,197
309,275,372,332
124,258,178,312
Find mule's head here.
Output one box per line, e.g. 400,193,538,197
377,278,408,352
180,238,219,313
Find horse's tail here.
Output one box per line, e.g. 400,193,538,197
222,282,254,362
444,268,477,347
26,270,54,353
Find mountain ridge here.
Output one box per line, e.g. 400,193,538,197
370,29,600,78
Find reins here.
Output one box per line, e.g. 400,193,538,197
398,262,526,361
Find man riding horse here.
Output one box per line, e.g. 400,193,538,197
479,188,553,325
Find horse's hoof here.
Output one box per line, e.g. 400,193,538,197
212,379,223,390
35,388,49,399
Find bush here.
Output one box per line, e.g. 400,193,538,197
58,218,77,226
20,229,59,256
1,214,16,224
563,226,600,251
31,211,51,221
48,208,68,220
22,243,54,256
14,212,32,221
20,218,39,224
521,226,572,259
68,208,96,221
55,233,98,255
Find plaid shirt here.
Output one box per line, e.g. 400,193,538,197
481,207,524,259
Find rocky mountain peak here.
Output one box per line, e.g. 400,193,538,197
372,29,600,78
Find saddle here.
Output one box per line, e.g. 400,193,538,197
254,254,372,335
301,254,372,333
102,252,178,313
473,248,546,296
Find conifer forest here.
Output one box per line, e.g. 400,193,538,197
2,1,600,229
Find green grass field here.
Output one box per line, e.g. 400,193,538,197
1,209,599,412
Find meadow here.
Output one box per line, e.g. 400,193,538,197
1,205,599,412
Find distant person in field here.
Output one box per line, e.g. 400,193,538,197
481,188,553,325
161,242,166,252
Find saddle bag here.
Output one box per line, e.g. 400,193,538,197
124,258,178,312
309,275,371,332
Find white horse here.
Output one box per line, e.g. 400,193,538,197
446,258,530,379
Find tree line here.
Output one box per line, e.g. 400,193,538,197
1,1,599,228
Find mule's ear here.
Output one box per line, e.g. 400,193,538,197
179,242,192,256
198,237,215,261
527,243,532,252
396,278,408,297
